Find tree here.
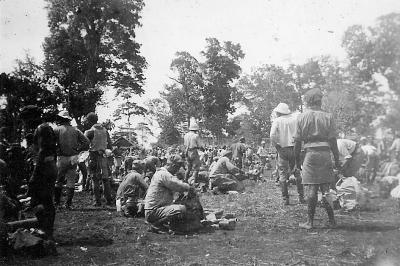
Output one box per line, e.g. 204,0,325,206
238,64,300,140
201,38,245,136
43,0,147,127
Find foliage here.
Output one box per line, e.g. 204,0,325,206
43,0,147,126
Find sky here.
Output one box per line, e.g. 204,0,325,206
1,0,400,127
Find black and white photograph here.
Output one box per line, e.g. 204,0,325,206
1,0,400,265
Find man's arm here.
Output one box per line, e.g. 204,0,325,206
163,175,191,192
77,129,90,151
294,140,302,169
270,121,281,151
106,131,112,150
329,138,340,169
84,129,94,142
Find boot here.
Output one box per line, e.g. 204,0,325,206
65,188,74,210
323,200,336,228
54,187,62,207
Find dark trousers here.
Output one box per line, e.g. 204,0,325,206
278,147,304,199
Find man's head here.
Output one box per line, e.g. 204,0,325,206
132,160,145,174
239,137,245,143
303,88,323,107
56,110,72,124
273,102,291,117
20,105,43,132
166,154,184,175
85,112,98,127
360,136,367,145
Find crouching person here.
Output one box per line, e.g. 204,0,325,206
116,160,148,217
209,150,245,194
144,154,195,233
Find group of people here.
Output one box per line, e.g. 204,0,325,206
1,86,400,242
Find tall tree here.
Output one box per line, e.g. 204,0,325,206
43,0,147,126
201,38,245,136
238,64,300,140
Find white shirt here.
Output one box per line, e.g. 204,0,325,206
337,139,357,162
269,113,297,148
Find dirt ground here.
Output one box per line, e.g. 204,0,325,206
3,173,400,266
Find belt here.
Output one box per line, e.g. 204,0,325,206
304,141,330,148
187,147,199,151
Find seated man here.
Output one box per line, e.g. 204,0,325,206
337,138,363,178
143,155,160,184
209,150,245,193
116,160,148,217
144,155,195,232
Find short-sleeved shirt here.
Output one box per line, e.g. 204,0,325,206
231,143,246,159
184,131,202,150
144,168,190,210
209,156,239,177
294,109,337,148
54,125,89,156
270,113,298,148
116,170,148,201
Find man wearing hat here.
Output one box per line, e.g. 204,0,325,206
20,105,58,240
184,121,203,182
144,154,195,232
294,89,340,229
360,137,379,184
231,137,247,169
116,160,148,217
270,103,305,205
84,112,113,207
209,150,245,193
53,110,90,209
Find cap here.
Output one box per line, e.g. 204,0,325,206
303,88,323,106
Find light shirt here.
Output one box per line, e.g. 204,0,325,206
144,168,190,210
337,139,357,162
257,146,268,157
361,144,377,156
184,131,202,149
270,113,298,148
209,156,239,177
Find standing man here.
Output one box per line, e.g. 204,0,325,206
257,141,268,172
270,103,305,205
20,105,58,240
84,112,113,207
184,121,203,182
53,110,90,209
294,89,340,229
144,154,194,232
231,137,247,169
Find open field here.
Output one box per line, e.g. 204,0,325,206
3,175,400,266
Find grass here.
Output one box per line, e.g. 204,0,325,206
3,174,400,265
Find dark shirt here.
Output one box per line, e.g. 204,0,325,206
231,142,246,159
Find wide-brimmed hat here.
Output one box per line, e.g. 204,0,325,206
274,103,291,115
189,122,199,131
57,110,72,120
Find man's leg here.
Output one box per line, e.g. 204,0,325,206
100,156,113,205
65,164,77,209
185,159,193,182
78,162,88,189
321,184,336,228
300,184,318,229
278,149,290,205
289,150,305,203
54,157,67,206
146,204,187,231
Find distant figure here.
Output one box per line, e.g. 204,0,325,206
231,137,247,169
84,112,113,207
184,121,203,182
389,133,400,162
360,137,379,184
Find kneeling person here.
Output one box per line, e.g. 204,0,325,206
144,155,194,232
209,150,245,193
116,160,148,217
